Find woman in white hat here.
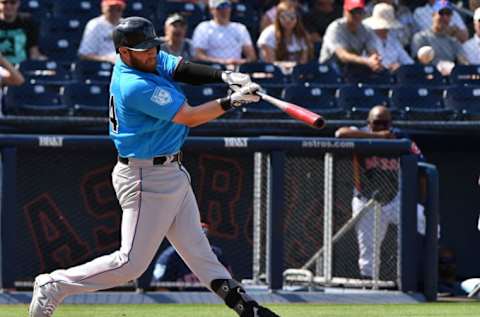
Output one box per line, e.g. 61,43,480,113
363,2,413,72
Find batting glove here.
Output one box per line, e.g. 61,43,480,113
218,83,262,111
221,71,252,92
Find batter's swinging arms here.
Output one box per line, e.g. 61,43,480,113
29,17,279,317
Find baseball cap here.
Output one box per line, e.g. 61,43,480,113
209,0,231,9
102,0,127,7
432,0,453,13
474,8,480,21
165,13,186,25
363,3,402,30
344,0,365,11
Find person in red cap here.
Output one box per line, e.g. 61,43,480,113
78,0,126,64
319,0,383,81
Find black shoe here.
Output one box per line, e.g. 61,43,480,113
257,305,280,317
239,302,280,317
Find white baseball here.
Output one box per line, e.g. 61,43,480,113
417,46,435,64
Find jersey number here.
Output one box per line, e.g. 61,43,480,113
109,95,119,133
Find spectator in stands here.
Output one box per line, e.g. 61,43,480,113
151,222,231,286
78,0,126,64
192,0,256,66
335,105,426,280
160,13,195,60
303,0,342,44
462,8,480,64
319,0,382,80
411,0,468,75
414,0,468,43
0,0,46,64
365,0,418,47
257,1,312,64
260,0,300,32
363,3,413,72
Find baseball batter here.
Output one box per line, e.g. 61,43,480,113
29,17,279,317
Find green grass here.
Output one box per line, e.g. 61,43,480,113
3,302,480,317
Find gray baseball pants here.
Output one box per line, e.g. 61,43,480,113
46,158,231,296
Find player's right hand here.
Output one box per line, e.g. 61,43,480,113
230,82,262,107
221,71,251,92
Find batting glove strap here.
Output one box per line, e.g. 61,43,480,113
218,97,233,111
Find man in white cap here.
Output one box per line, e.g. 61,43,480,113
363,3,413,72
462,8,480,64
192,0,257,65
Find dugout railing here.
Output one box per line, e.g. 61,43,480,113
0,135,437,300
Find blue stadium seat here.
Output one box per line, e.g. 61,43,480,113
156,2,205,37
61,83,109,117
20,0,49,18
449,65,480,86
52,0,99,20
3,83,68,116
40,17,86,43
444,86,480,120
393,64,445,87
71,60,113,84
390,86,450,120
18,60,71,85
291,62,343,86
230,2,259,39
182,85,227,106
39,35,80,62
283,84,343,118
345,69,395,87
238,62,286,86
337,85,390,119
123,0,154,19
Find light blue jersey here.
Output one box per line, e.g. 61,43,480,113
109,51,188,158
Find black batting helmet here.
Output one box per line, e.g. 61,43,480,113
112,17,162,52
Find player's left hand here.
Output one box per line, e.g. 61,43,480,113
230,82,262,107
222,71,251,92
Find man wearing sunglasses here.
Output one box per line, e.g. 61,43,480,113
411,0,468,72
319,0,383,80
336,105,425,280
0,0,46,64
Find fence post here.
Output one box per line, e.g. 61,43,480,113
419,162,439,301
0,147,16,289
399,153,418,292
267,151,285,290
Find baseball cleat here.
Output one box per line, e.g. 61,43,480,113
29,274,64,317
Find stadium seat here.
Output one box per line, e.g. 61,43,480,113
393,64,445,87
156,2,205,37
71,60,113,84
40,17,86,44
230,2,260,39
123,0,154,19
18,60,71,85
291,62,343,86
39,35,80,62
337,85,390,119
283,84,343,118
20,0,49,18
390,86,450,120
3,83,68,116
238,62,286,86
449,65,480,86
444,86,480,120
52,0,99,20
182,85,227,106
345,69,395,87
61,83,110,117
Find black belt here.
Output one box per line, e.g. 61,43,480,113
118,152,181,165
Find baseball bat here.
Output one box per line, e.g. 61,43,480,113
256,91,326,129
